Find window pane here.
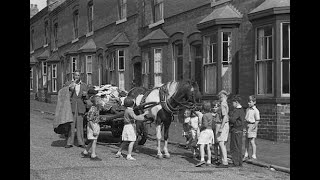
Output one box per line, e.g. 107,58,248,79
266,60,273,94
119,57,124,70
264,26,272,36
282,23,290,58
257,62,264,94
257,61,273,94
87,74,92,85
177,57,183,80
119,72,125,90
223,42,228,62
177,44,183,56
268,37,272,59
204,65,217,94
282,59,290,94
195,45,202,57
119,50,124,57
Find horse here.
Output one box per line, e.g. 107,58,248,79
127,80,201,159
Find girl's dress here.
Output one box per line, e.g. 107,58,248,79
86,106,101,140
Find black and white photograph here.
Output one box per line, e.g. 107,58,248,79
30,0,290,179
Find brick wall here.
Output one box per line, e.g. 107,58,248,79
257,103,290,143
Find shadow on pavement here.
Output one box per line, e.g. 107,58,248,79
51,140,66,147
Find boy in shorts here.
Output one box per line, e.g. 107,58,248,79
215,90,230,168
243,95,260,160
211,100,221,163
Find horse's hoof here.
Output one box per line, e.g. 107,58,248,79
164,154,171,159
157,154,163,159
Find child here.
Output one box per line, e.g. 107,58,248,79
211,100,221,164
182,108,191,148
229,95,245,167
243,95,260,160
215,90,230,168
195,102,214,167
115,97,148,160
184,109,201,158
81,95,102,161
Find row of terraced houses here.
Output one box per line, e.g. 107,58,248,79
30,0,290,143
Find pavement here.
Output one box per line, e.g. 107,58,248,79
30,99,290,173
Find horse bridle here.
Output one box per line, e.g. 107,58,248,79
166,83,197,112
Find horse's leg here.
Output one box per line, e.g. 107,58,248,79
163,115,172,159
156,124,163,159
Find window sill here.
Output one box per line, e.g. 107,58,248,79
72,38,79,44
148,19,164,29
211,0,231,7
116,18,127,25
256,96,290,104
43,44,48,48
86,31,94,37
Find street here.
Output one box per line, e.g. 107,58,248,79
30,110,290,180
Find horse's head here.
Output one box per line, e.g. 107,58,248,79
170,80,202,109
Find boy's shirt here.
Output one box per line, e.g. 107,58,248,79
87,106,100,124
124,107,145,124
245,105,260,123
220,100,229,122
229,105,245,132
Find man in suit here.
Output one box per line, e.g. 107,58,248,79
64,70,89,148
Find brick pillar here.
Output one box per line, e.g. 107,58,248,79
256,103,290,143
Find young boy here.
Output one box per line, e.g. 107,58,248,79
195,102,214,167
184,109,201,158
215,90,230,168
211,100,221,163
81,95,102,161
115,97,148,160
243,95,260,160
229,95,245,167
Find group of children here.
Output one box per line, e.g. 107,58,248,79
182,90,260,168
79,90,260,167
80,95,147,161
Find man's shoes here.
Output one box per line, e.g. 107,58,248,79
65,145,73,148
195,161,206,167
242,156,248,161
90,156,102,161
78,145,86,148
215,164,229,168
81,152,90,158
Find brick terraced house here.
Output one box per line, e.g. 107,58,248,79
30,0,290,143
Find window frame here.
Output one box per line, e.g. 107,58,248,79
280,22,290,97
153,0,164,23
203,34,218,95
118,49,125,71
109,52,115,71
44,21,49,45
118,0,127,20
173,41,183,81
30,67,33,90
52,64,57,92
31,29,34,51
154,48,162,87
255,24,274,97
53,22,58,50
221,31,232,66
73,10,79,39
71,56,77,80
86,55,93,85
87,1,94,33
